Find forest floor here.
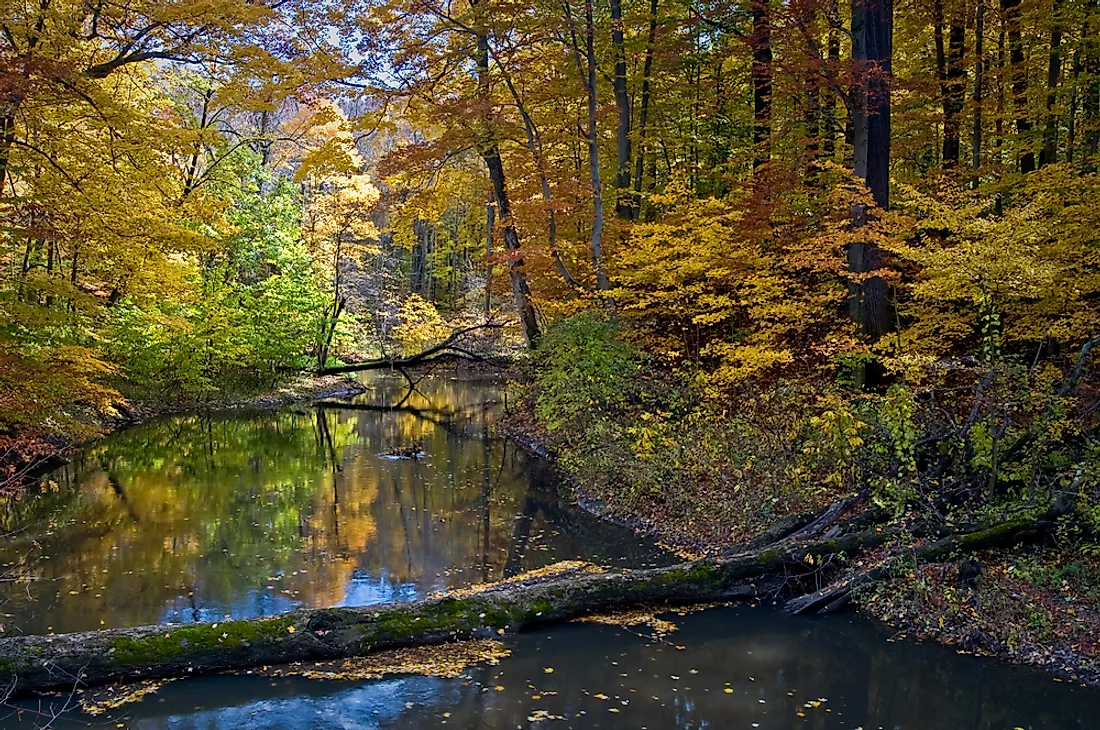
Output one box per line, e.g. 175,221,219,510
504,406,1100,690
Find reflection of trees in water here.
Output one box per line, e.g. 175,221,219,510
0,377,665,636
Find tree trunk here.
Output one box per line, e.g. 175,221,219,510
1039,0,1063,167
610,0,633,219
848,0,892,341
751,0,773,171
494,54,581,288
973,0,985,175
934,0,966,168
1088,3,1100,168
485,202,495,315
1002,0,1034,173
472,2,541,346
824,0,840,159
568,0,611,291
633,0,659,218
0,105,17,196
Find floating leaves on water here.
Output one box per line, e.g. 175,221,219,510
527,709,565,722
79,679,174,715
262,639,510,681
576,608,679,637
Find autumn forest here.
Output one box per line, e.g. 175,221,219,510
6,0,1100,709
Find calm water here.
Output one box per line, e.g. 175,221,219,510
2,376,1100,729
0,376,668,636
4,606,1099,729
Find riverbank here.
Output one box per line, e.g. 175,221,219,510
0,373,367,498
503,385,1100,690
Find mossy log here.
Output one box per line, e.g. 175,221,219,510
785,501,1074,615
1,505,1067,696
0,527,894,696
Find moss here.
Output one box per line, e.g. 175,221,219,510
0,658,23,678
110,617,295,666
656,563,722,587
527,600,554,618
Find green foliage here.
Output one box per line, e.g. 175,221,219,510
533,313,642,434
102,180,327,396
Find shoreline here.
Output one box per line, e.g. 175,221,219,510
502,419,1100,692
5,374,369,494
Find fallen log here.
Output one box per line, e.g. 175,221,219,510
0,526,895,696
785,496,1076,615
319,323,505,376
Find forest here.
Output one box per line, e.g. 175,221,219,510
5,0,1100,704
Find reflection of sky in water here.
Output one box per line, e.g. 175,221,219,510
141,678,440,730
159,590,301,625
339,569,421,606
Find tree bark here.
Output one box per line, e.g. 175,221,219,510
934,0,966,168
1002,0,1035,173
1039,0,1064,168
493,53,581,289
848,0,892,341
319,323,505,375
751,0,773,171
633,0,659,217
485,201,495,315
973,0,985,175
567,0,611,291
472,0,542,346
610,0,633,219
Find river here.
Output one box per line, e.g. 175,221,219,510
0,376,1097,728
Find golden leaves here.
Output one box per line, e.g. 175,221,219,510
79,679,174,716
264,639,511,681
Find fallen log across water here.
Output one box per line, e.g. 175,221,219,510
0,504,1072,696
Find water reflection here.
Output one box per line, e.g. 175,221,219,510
5,606,1096,729
0,375,668,635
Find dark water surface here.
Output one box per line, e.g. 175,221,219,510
2,377,1100,729
5,606,1100,729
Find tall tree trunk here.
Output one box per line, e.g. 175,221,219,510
1039,0,1063,167
485,201,494,316
567,0,611,291
494,55,581,288
1068,49,1081,163
472,1,541,346
610,0,633,219
633,0,659,217
973,0,985,175
1088,3,1100,168
0,103,18,196
824,0,840,158
1002,0,1035,173
849,0,892,342
933,0,965,168
751,0,773,171
946,22,966,165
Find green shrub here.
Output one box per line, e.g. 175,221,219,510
533,312,642,435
